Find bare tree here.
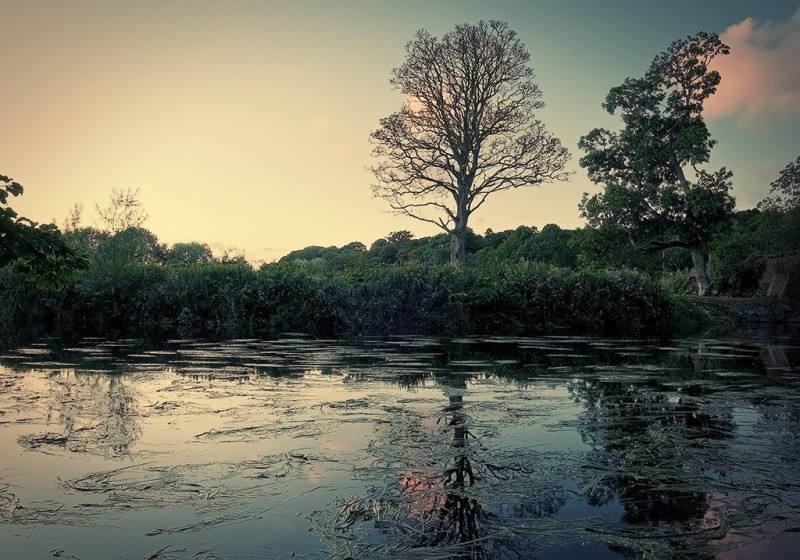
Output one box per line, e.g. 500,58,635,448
62,202,83,232
370,20,570,264
95,187,148,234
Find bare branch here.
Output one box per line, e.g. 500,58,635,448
370,21,570,263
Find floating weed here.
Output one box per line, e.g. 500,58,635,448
0,481,84,526
2,336,799,558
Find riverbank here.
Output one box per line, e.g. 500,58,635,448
2,262,798,348
692,296,800,337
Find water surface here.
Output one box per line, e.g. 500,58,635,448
1,336,799,559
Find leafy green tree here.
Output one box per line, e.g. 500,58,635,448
63,226,110,259
281,245,334,264
165,242,214,265
578,32,734,295
0,174,85,287
367,238,399,265
528,224,577,268
473,224,577,268
758,156,800,212
386,230,414,244
94,227,165,270
473,225,537,265
326,243,365,271
370,20,570,265
369,231,417,265
482,228,512,250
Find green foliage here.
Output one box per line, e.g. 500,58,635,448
759,156,800,212
578,33,735,295
63,227,110,259
0,174,86,288
467,263,669,337
94,227,166,269
7,171,796,348
165,242,214,265
707,207,800,295
164,263,254,339
1,258,678,346
346,264,469,335
386,230,413,243
473,224,577,268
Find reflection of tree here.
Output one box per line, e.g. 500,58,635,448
571,378,733,529
396,376,567,559
689,342,708,380
419,494,486,556
48,371,140,457
413,379,490,557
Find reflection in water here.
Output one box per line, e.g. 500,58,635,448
571,376,741,557
0,336,798,560
17,370,140,458
370,372,574,559
416,382,487,556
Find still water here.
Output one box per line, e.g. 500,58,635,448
0,336,798,559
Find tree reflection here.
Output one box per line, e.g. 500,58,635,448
412,379,489,557
571,378,733,529
44,370,140,457
394,375,567,559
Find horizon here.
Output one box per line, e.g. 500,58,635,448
3,1,799,263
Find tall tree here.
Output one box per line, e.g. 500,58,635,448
578,32,734,295
370,20,570,264
0,174,85,287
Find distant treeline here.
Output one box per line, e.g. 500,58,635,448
276,208,798,296
1,207,797,347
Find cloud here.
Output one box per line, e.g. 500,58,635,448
705,8,800,125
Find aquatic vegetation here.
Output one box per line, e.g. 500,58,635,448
0,261,677,349
0,337,798,559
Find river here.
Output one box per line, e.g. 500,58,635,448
1,336,798,559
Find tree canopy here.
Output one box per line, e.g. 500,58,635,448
578,32,734,295
165,242,215,265
370,20,569,264
758,156,800,212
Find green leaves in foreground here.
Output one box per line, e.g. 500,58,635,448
1,174,87,289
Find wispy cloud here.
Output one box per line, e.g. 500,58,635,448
705,8,800,126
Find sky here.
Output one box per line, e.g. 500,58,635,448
2,0,799,263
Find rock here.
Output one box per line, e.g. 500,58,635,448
755,250,800,298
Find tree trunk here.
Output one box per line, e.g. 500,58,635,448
691,246,710,296
450,229,467,265
450,203,469,265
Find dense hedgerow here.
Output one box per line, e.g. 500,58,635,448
0,260,677,347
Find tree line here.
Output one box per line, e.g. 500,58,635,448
1,195,795,347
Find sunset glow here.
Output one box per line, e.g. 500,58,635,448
3,1,798,263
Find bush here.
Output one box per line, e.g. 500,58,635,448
0,259,680,348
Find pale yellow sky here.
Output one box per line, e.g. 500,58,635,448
3,1,799,263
